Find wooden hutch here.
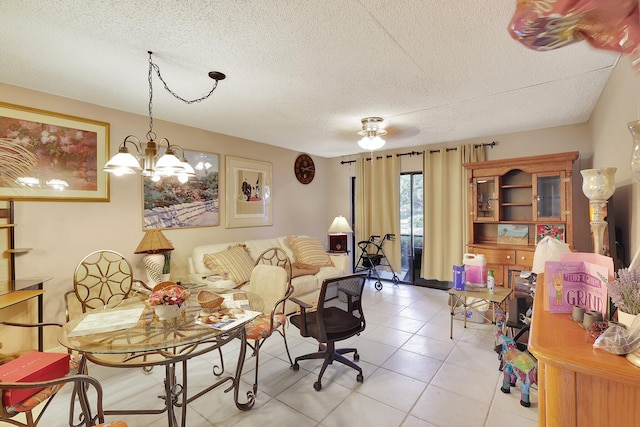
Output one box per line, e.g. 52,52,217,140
463,151,579,289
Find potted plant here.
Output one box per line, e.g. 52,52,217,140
606,267,640,327
162,251,171,281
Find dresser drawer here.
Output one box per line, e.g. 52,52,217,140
472,248,516,265
515,249,534,268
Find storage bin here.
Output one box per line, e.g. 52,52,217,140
452,297,490,324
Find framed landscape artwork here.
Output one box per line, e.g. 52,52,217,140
0,102,110,201
225,155,272,228
143,150,219,230
497,224,529,245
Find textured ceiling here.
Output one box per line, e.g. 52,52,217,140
0,1,620,158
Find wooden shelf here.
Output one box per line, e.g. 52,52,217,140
6,248,32,254
501,184,532,189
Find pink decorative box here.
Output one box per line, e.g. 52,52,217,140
0,351,70,406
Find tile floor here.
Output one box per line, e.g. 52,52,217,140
10,281,538,427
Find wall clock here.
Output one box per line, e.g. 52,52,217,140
294,154,315,184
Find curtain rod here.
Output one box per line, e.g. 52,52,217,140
339,150,423,165
428,141,497,154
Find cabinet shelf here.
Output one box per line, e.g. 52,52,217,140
502,202,533,207
501,184,532,189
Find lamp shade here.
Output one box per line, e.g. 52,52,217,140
328,215,353,234
134,229,174,254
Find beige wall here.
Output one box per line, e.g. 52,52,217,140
1,83,333,349
590,55,639,263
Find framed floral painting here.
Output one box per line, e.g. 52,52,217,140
535,223,565,244
0,102,110,201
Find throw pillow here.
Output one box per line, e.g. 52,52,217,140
286,236,333,267
203,244,254,285
291,262,320,278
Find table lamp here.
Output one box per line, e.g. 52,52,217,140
328,215,352,253
134,229,174,287
580,167,616,256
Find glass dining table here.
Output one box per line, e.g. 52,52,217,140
58,290,263,427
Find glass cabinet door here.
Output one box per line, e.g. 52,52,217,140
534,173,563,220
475,178,497,221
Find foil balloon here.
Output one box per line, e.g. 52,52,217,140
509,0,640,54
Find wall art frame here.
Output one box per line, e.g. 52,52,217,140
225,155,272,228
143,150,219,230
0,101,110,201
535,223,566,244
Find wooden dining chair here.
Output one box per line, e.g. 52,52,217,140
242,247,294,395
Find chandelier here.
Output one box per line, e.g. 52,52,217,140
357,117,387,151
103,51,225,182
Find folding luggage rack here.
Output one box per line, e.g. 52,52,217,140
354,233,399,290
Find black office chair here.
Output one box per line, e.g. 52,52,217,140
289,274,366,391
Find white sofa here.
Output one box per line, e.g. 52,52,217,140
187,236,348,306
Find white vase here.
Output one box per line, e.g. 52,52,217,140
143,253,165,288
153,304,182,320
617,310,637,328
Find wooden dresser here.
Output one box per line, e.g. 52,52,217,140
529,274,640,426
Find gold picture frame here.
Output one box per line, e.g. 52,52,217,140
143,150,220,230
225,155,272,228
0,102,109,201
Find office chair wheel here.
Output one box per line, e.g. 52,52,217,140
314,381,322,391
353,352,360,362
292,363,300,371
374,281,383,291
356,373,363,383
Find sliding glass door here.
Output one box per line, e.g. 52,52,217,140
400,173,423,283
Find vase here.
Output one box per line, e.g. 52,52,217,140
628,120,640,183
143,253,165,288
616,310,637,328
153,304,182,320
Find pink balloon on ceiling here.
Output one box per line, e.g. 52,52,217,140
508,0,640,55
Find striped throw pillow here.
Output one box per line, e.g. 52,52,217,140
203,244,254,285
286,236,333,267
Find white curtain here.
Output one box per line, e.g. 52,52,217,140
355,155,401,274
422,145,485,281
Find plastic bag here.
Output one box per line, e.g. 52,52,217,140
594,316,640,355
508,0,640,53
532,235,571,274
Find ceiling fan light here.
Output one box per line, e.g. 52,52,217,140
358,135,385,150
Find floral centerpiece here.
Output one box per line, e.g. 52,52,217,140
148,285,190,307
606,268,640,325
147,284,190,320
